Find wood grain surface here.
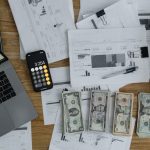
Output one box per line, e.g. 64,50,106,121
0,0,150,150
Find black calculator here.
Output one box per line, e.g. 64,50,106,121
26,50,53,92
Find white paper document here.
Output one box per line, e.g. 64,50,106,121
69,27,150,88
8,0,75,63
136,0,150,15
78,0,118,21
41,67,70,125
41,67,109,125
0,122,32,150
49,106,135,150
76,0,140,29
19,0,75,60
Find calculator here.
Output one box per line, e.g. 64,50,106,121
26,50,53,92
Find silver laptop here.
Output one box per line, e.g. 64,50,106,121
0,50,38,136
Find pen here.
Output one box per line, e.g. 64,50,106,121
91,19,98,29
102,66,139,79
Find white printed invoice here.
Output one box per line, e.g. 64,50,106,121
76,0,140,29
8,0,75,63
49,106,135,150
41,67,109,125
0,122,32,150
68,27,150,88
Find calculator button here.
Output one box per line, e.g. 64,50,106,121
43,65,47,69
41,74,45,78
44,69,48,73
45,73,49,77
38,79,41,83
32,72,35,76
40,71,44,74
46,77,50,81
43,82,46,86
42,78,45,82
35,67,39,71
35,83,42,88
36,72,40,75
33,76,36,80
47,81,51,85
39,66,43,70
34,80,37,84
37,75,40,79
31,68,35,72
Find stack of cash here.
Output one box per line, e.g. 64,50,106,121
89,91,110,132
137,93,150,138
113,92,133,136
62,91,84,134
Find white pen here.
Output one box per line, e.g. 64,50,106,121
102,66,139,79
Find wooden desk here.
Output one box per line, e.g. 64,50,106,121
0,0,150,149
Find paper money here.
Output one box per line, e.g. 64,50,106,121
62,91,84,134
113,92,133,136
137,93,150,138
89,91,109,132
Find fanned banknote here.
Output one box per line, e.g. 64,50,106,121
113,92,133,136
89,91,109,132
62,91,84,133
137,93,150,138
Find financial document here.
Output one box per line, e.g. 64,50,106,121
19,0,75,60
49,107,135,150
41,67,109,125
8,0,75,63
68,27,150,89
0,122,32,150
76,0,140,29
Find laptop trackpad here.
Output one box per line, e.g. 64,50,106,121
4,94,37,127
0,105,14,136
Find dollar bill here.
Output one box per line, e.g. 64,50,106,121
113,92,133,135
89,91,109,132
62,91,84,133
137,93,150,138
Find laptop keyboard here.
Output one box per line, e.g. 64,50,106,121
0,71,16,103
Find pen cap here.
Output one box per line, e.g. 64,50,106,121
124,67,138,74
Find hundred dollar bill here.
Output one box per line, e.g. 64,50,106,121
137,93,150,138
113,92,133,136
62,91,84,133
89,91,109,132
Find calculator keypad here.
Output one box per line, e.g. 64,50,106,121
31,65,51,88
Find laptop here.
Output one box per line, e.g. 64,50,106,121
0,46,38,136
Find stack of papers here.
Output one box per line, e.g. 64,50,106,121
6,0,150,150
46,0,150,150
